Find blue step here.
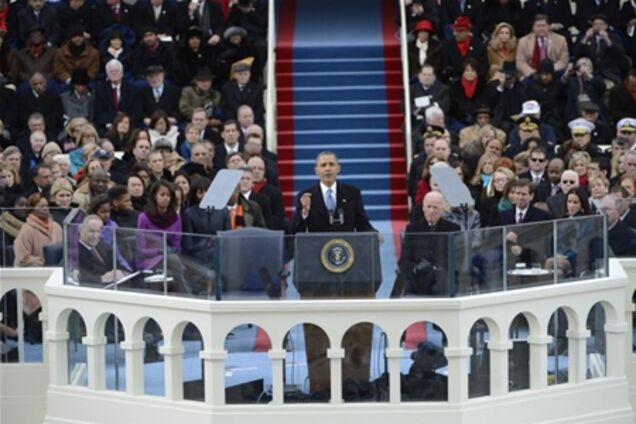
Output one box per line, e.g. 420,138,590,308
280,129,402,145
293,45,385,59
282,100,393,116
280,142,395,160
282,57,398,72
286,85,402,102
286,71,393,87
284,114,395,131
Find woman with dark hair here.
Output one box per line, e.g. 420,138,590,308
105,113,132,151
100,30,132,75
181,176,229,295
126,174,147,212
148,110,179,148
175,26,217,86
449,59,495,129
13,193,63,267
561,187,591,218
122,129,151,167
174,171,191,207
136,180,189,293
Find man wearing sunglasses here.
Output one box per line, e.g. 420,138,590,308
546,169,580,218
519,147,549,185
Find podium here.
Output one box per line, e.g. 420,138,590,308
293,232,382,396
216,227,285,299
294,232,382,298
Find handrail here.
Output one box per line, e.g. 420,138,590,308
266,0,277,153
399,0,413,176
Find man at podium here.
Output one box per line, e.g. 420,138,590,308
292,151,376,233
291,151,380,400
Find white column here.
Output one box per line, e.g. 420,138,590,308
82,336,107,390
269,349,286,404
385,348,402,404
200,350,227,405
120,341,145,395
46,331,69,385
487,340,512,396
327,348,344,404
444,347,473,403
605,323,628,378
625,303,634,358
40,311,49,363
527,335,552,390
158,345,185,401
566,329,591,383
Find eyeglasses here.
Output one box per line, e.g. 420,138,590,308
561,180,577,184
530,157,546,162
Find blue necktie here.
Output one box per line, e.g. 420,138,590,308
325,188,336,212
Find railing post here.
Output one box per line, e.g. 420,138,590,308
158,345,185,401
444,347,472,403
269,349,286,404
566,329,591,383
163,232,168,295
327,348,345,404
398,0,412,175
385,348,402,403
200,350,227,405
46,330,70,385
82,336,107,390
266,0,276,152
605,323,627,377
527,335,552,389
120,340,145,395
487,340,512,396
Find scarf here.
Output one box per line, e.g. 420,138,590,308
252,179,268,193
28,213,51,232
144,206,178,229
0,7,7,34
456,36,472,57
69,42,86,58
499,42,508,56
461,77,478,99
416,39,428,65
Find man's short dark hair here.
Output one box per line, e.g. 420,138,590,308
511,178,535,195
222,119,239,131
591,157,611,175
33,163,52,178
225,151,244,165
534,14,549,24
529,147,547,158
107,185,129,204
610,185,630,199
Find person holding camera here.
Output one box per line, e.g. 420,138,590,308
561,57,609,123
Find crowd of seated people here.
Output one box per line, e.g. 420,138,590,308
404,0,636,259
0,0,282,273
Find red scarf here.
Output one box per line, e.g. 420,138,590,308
456,36,472,57
499,42,508,56
252,179,268,193
461,77,478,99
0,8,7,34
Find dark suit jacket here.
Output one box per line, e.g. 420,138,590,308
257,182,286,231
440,37,488,81
440,0,483,28
78,241,116,286
141,84,182,119
17,4,60,47
621,205,636,230
496,205,552,226
220,80,265,125
92,1,135,37
398,218,460,296
176,0,224,38
575,0,620,31
213,143,243,170
609,220,636,257
546,192,566,219
410,78,450,117
134,0,177,37
292,182,375,233
94,81,141,130
17,90,63,140
245,191,272,229
519,171,548,185
534,182,560,203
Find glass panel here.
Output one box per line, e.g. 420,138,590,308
468,320,490,398
400,321,447,401
105,315,126,391
547,309,568,385
505,221,555,290
0,289,43,363
143,319,165,396
342,323,388,402
508,314,530,392
396,232,452,297
586,303,606,379
182,323,204,401
556,215,606,283
283,323,330,403
225,324,272,404
453,227,505,296
67,310,87,386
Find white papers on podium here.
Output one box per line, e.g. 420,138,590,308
200,169,243,210
430,165,475,208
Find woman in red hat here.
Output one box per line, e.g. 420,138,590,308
440,16,487,81
408,19,442,77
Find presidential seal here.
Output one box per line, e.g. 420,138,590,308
320,238,355,274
